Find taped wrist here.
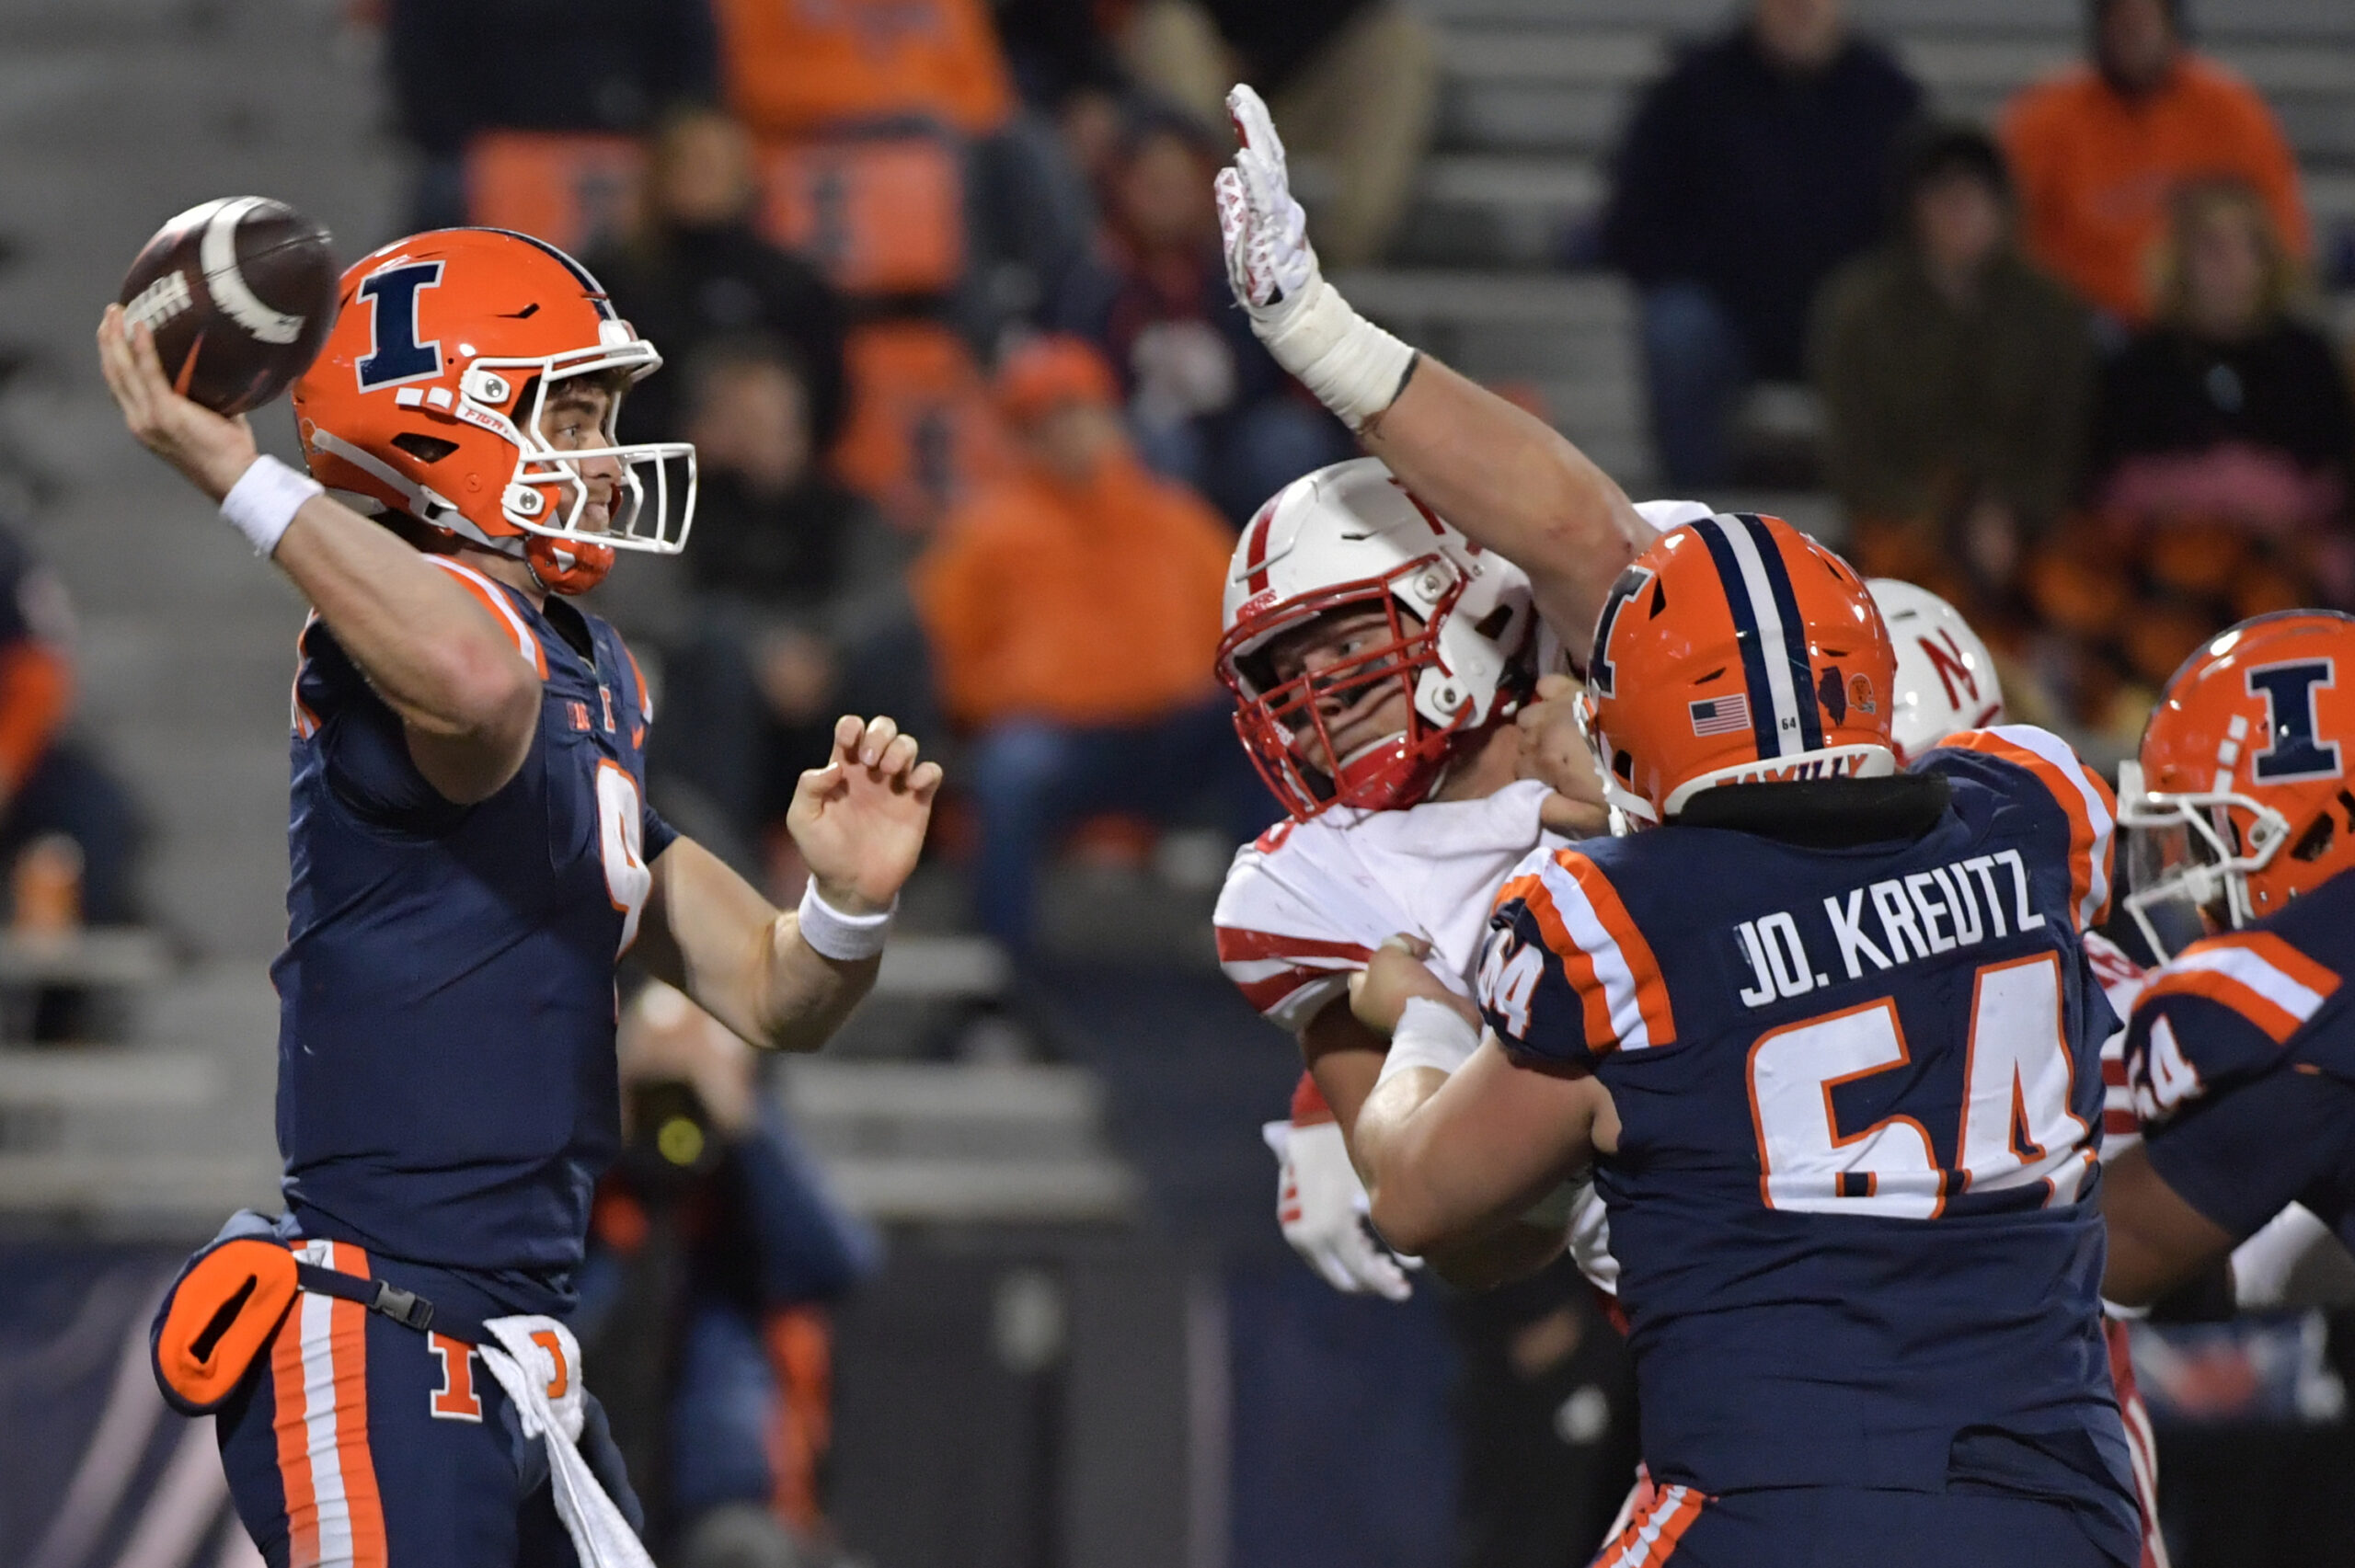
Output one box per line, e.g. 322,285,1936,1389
1257,277,1418,430
1375,996,1481,1088
219,454,323,557
796,881,896,962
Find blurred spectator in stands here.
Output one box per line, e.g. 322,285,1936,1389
581,981,879,1568
2089,179,2351,540
1118,0,1437,269
1054,106,1353,523
913,336,1268,956
586,109,848,451
1602,0,1921,487
0,522,141,1038
2003,0,2309,326
1813,125,2095,619
989,0,1126,116
385,0,719,232
628,338,929,876
709,0,1092,333
2024,178,2351,741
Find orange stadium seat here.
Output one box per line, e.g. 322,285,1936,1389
828,319,1014,534
462,132,645,257
713,0,1013,141
752,133,965,299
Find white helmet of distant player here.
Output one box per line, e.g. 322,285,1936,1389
1215,458,1536,818
1869,578,2005,761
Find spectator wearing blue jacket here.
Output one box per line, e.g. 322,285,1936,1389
1601,0,1921,487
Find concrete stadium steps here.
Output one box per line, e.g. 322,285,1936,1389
0,961,281,1230
1422,0,2355,40
1401,6,2355,269
1434,33,2355,161
0,0,399,967
782,1059,1142,1224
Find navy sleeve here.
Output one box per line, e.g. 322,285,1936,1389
2142,1057,2355,1242
1476,846,1677,1071
643,797,678,863
299,622,467,834
1479,898,1606,1073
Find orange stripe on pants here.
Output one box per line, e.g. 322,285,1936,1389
1594,1482,1706,1567
271,1240,389,1567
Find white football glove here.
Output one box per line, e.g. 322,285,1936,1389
1214,84,1415,429
1263,1117,1419,1300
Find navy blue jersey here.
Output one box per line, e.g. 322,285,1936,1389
2122,869,2355,1252
1478,727,2137,1555
273,556,674,1317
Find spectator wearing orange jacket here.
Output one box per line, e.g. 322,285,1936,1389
2002,0,2308,325
914,337,1271,954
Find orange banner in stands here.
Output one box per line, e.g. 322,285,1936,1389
755,137,964,299
830,319,1015,533
464,132,646,258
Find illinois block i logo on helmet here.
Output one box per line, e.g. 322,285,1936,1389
2120,610,2355,957
290,227,697,594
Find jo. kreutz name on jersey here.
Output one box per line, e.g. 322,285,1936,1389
1733,850,2045,1009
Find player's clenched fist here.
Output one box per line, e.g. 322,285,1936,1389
787,714,943,915
1349,934,1468,1038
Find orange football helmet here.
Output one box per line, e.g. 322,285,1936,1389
2119,611,2355,957
290,228,695,593
1585,512,1896,825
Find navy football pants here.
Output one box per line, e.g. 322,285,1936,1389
215,1239,638,1567
1594,1482,2130,1568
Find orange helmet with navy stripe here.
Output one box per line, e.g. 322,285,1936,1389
2119,610,2355,957
1585,512,1896,825
290,228,696,594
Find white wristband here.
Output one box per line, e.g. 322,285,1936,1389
1258,277,1418,430
1375,995,1481,1088
219,454,324,557
795,880,896,962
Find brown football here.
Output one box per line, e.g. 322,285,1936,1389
116,197,340,415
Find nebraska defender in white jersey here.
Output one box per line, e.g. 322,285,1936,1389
1212,464,1704,1297
1217,779,1564,1033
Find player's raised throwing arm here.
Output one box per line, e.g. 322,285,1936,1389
98,306,540,802
1217,86,1655,657
638,714,940,1052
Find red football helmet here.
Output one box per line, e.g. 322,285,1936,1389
2119,611,2355,957
290,228,695,593
1214,459,1536,819
1586,512,1896,824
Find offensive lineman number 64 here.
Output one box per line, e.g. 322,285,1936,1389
1486,937,2093,1221
1749,951,2091,1219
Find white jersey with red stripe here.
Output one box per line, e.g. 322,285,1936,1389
1214,778,1563,1033
2086,930,2153,1158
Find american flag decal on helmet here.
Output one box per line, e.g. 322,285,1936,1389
1690,693,1751,736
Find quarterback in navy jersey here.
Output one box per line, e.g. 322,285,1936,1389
2103,612,2355,1314
101,229,936,1567
1344,515,2139,1568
